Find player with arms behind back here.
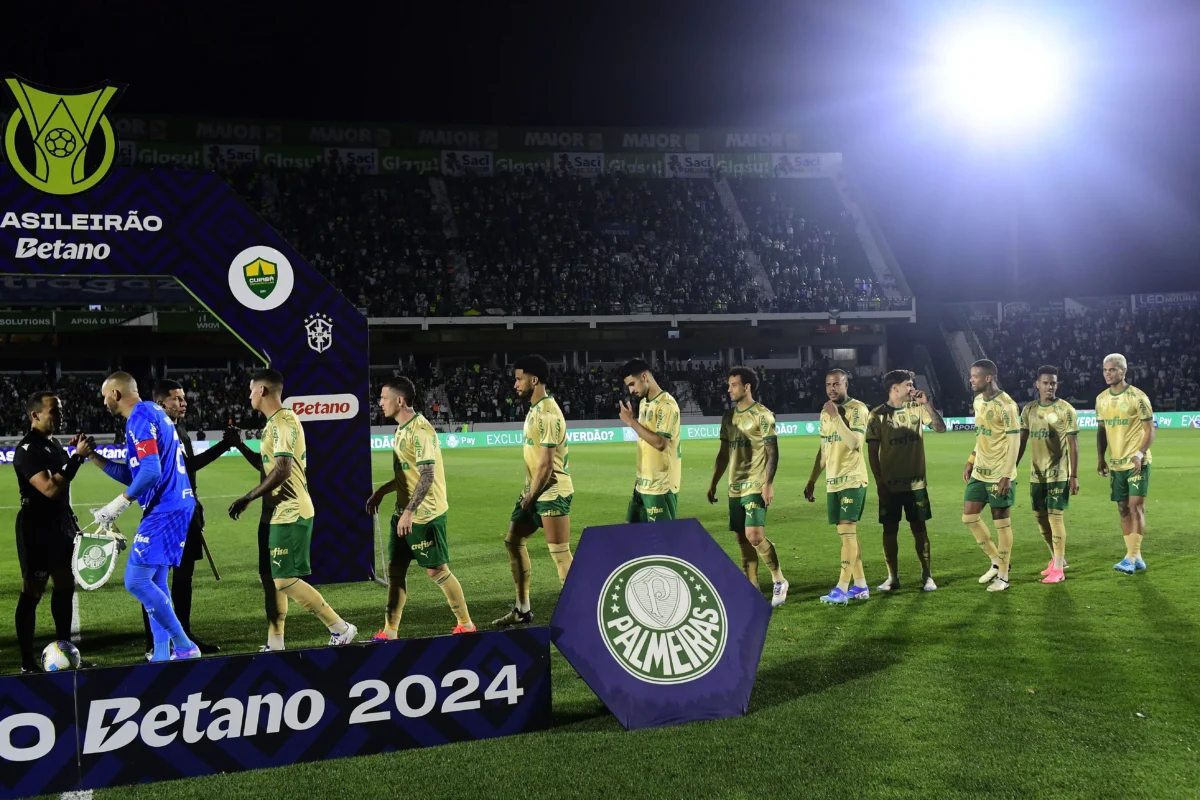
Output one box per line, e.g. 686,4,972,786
1095,353,1155,574
961,360,1021,592
494,355,575,627
618,359,682,522
1016,366,1079,584
228,369,357,650
707,367,788,607
866,369,946,593
83,372,199,661
805,369,872,604
366,377,474,639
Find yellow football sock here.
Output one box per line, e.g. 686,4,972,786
1048,511,1067,570
1035,511,1053,557
837,524,858,592
995,519,1013,579
963,514,1000,562
280,579,346,633
1122,533,1133,559
753,538,784,583
269,592,287,637
548,542,573,585
385,565,407,634
738,539,760,584
432,568,472,627
504,535,532,612
1128,532,1143,559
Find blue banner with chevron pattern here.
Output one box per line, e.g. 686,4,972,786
0,630,551,797
0,165,373,583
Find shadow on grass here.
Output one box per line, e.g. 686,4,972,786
749,633,908,712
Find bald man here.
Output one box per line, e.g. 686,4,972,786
80,372,200,661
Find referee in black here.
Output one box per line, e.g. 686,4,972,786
141,379,236,656
12,391,86,673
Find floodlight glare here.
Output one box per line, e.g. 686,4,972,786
925,16,1070,136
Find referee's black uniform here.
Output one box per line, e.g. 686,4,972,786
13,430,80,671
140,420,230,654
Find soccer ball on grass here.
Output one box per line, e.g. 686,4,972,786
41,640,82,672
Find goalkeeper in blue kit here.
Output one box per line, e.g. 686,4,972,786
79,372,200,661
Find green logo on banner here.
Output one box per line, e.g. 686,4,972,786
71,530,125,591
242,257,279,299
598,556,727,685
3,76,123,195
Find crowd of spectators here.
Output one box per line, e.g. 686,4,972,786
442,173,757,315
729,178,904,314
976,306,1200,410
1,361,898,437
0,374,117,439
210,158,894,317
428,360,886,422
0,369,264,440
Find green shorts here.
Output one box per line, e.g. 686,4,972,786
728,494,767,532
1110,465,1151,502
1031,481,1070,512
878,488,932,524
828,486,868,525
268,517,313,580
389,512,450,570
510,494,573,530
964,478,1016,508
626,491,678,523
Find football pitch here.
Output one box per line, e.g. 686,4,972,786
3,430,1198,799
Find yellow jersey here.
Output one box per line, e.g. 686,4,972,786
261,409,314,524
392,414,449,521
1020,399,1078,483
1096,385,1153,472
635,391,682,495
820,398,871,490
721,403,777,498
866,401,933,491
971,391,1020,482
523,396,573,500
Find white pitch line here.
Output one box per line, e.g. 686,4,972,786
60,791,93,799
70,591,80,645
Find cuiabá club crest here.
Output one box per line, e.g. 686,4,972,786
3,75,126,196
598,556,727,685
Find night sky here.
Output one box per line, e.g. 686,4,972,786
12,0,1200,302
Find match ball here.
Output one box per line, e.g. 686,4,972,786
44,128,77,158
41,640,82,672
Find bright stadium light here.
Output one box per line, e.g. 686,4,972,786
922,14,1072,138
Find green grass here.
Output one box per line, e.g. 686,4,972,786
4,430,1200,799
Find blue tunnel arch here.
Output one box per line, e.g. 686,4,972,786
0,165,374,583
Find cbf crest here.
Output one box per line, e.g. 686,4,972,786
305,312,334,353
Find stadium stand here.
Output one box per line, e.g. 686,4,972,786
212,160,890,317
728,178,896,313
975,306,1200,410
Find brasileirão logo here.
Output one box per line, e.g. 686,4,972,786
598,555,727,684
3,76,125,195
